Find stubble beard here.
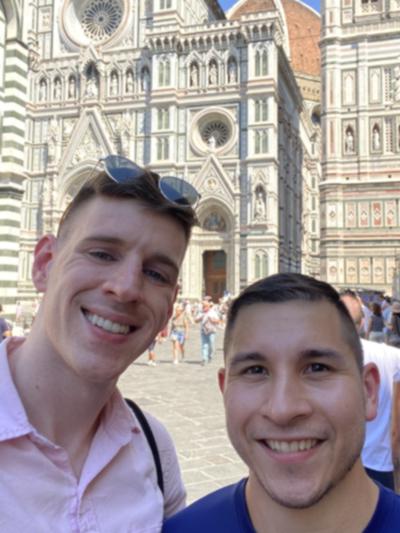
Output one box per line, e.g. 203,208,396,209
253,437,363,510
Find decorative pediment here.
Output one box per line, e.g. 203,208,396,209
59,108,115,176
184,50,203,67
193,154,236,209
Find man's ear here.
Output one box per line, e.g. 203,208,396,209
363,362,380,422
218,367,226,394
32,235,57,292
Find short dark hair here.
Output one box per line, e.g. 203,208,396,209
224,273,363,371
339,289,364,331
57,170,198,241
371,302,382,317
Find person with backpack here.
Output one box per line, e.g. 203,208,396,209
0,156,199,531
196,300,220,365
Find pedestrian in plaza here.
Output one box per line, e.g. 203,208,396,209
164,273,400,532
389,301,400,348
0,155,199,531
147,337,158,366
196,300,220,365
340,289,400,490
170,303,189,364
382,296,393,343
367,302,385,343
0,303,11,340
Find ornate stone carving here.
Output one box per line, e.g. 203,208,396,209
393,63,400,102
47,118,59,164
72,130,101,164
81,0,123,42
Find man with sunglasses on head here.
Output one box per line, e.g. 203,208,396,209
0,156,199,531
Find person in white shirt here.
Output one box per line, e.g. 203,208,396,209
341,289,400,491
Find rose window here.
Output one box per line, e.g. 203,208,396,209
200,121,230,147
81,0,123,42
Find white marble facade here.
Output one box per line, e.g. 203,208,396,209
0,0,320,314
321,0,400,294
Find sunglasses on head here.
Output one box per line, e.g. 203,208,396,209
97,155,200,208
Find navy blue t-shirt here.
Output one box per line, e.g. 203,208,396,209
163,479,254,533
163,479,400,532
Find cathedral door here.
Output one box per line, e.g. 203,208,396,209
203,250,226,302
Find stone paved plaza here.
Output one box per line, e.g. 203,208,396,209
118,323,247,503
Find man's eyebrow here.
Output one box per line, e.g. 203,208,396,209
228,348,346,367
298,348,346,361
80,235,180,276
80,235,126,246
228,352,266,367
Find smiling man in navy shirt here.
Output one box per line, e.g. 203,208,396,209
164,273,400,533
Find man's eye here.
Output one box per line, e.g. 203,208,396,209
306,362,330,373
143,268,169,284
243,365,267,376
89,250,115,262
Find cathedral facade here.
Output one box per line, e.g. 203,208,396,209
320,0,400,295
0,0,320,317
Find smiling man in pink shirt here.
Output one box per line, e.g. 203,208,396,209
0,156,199,531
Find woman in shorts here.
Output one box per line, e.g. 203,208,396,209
170,304,189,364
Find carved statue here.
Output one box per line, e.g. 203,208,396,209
47,118,59,163
53,79,62,100
190,63,199,87
208,135,217,150
39,79,47,101
345,129,354,153
118,112,133,156
68,76,76,99
28,38,40,72
110,72,118,96
372,127,380,151
254,191,266,221
126,71,134,93
209,62,218,85
228,60,237,84
85,75,98,98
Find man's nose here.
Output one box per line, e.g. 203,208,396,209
102,260,143,302
260,375,313,425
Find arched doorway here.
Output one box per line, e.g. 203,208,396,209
203,250,226,302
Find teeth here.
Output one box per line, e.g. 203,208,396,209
266,439,318,453
85,311,130,335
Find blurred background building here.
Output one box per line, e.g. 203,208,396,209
0,0,398,319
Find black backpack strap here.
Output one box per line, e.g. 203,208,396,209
125,398,164,494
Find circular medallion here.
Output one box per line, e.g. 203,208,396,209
81,0,123,42
200,120,230,147
189,107,237,156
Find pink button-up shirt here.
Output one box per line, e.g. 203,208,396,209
0,339,185,532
